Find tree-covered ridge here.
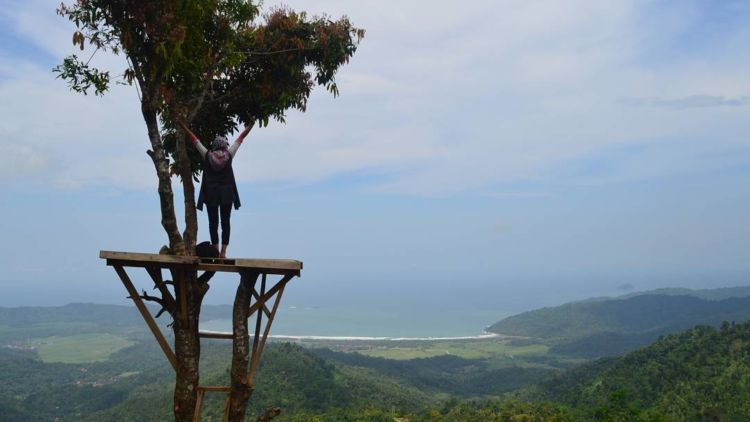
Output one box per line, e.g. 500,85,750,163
529,321,750,420
618,285,750,301
0,340,435,422
313,349,559,398
0,303,231,343
487,293,750,358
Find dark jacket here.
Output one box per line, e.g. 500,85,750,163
197,155,241,210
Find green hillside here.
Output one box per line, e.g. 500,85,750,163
313,349,560,398
0,339,435,422
488,293,750,358
0,303,231,343
528,321,750,420
619,285,750,301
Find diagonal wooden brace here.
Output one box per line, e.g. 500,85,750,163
247,282,286,385
251,290,271,318
113,265,180,373
247,274,294,318
250,274,267,371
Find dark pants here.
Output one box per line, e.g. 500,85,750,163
206,203,232,245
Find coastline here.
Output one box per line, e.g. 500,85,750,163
199,330,504,342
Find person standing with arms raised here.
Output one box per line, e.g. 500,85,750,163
177,119,251,258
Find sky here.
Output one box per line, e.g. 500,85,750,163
1,0,749,316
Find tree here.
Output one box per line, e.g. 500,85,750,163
54,1,363,421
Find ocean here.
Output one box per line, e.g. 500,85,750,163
201,305,509,339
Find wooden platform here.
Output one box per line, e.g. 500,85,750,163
101,249,302,421
100,250,302,276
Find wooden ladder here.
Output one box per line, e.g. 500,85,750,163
193,386,233,422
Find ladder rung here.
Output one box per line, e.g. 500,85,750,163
198,386,232,393
199,330,234,339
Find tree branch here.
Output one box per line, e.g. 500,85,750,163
134,289,175,320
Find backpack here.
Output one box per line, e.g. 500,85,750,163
196,241,219,258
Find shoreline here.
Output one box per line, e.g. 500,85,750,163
200,330,504,342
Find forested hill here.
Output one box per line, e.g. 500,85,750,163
526,321,750,420
619,285,750,301
0,341,435,421
0,303,231,343
489,294,750,339
487,292,750,358
0,303,233,326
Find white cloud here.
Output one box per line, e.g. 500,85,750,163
0,143,53,179
620,95,750,109
2,0,750,194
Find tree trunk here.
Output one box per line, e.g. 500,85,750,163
141,96,184,255
228,271,259,421
176,128,198,251
172,268,205,422
140,94,204,422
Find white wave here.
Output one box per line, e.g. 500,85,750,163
266,332,502,341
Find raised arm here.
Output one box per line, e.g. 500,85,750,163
228,124,252,157
177,118,208,159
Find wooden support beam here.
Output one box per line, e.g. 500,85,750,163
197,263,299,276
198,386,233,392
248,283,286,385
113,265,179,372
193,385,234,422
199,331,234,340
222,395,231,422
247,274,295,317
251,290,272,318
193,389,205,422
250,274,266,373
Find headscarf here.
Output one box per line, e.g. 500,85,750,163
207,135,230,171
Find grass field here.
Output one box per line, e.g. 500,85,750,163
30,333,134,363
318,338,549,361
0,321,101,343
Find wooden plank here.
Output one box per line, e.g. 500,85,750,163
231,258,303,271
248,283,286,385
196,263,300,276
113,265,179,372
102,250,197,265
101,251,302,274
199,331,234,340
198,386,232,392
109,259,300,275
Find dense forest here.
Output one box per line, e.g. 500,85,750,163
528,321,750,420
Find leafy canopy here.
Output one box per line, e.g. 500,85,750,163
55,0,364,170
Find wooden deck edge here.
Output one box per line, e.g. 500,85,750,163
100,250,302,273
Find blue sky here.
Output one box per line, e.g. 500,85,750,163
1,0,749,313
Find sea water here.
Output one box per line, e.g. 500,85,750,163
201,305,509,339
